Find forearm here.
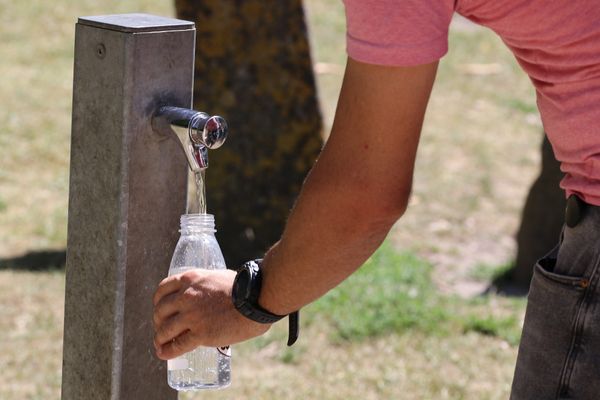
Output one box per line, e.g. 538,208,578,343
258,161,404,315
258,58,438,315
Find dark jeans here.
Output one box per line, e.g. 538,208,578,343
511,203,600,399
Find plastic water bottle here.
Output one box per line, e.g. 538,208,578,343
167,213,231,390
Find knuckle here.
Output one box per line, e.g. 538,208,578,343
159,276,171,286
181,287,198,303
152,290,163,306
178,273,190,284
171,274,185,287
180,270,197,284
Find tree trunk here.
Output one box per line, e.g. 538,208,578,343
175,0,323,266
511,133,566,288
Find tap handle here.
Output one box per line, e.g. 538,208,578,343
189,113,228,150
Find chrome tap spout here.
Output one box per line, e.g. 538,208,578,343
152,106,228,172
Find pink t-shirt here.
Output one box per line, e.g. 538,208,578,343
344,0,600,206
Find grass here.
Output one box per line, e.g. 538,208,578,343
0,241,524,399
0,271,65,399
0,0,541,399
463,315,521,346
311,242,450,341
469,261,514,283
308,242,523,347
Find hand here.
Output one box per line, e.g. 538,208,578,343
152,269,270,360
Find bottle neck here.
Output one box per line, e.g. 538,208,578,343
180,213,216,235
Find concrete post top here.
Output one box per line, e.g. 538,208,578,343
78,13,194,33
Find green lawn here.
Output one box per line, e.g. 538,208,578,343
0,0,540,399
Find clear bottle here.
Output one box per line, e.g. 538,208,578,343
167,213,231,391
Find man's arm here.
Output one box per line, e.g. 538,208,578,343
153,58,438,359
259,58,438,314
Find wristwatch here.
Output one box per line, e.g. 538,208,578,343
232,259,299,346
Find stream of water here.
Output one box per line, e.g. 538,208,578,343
194,170,207,214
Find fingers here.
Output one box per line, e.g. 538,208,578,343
153,270,201,306
152,269,251,360
154,312,191,351
153,291,181,328
157,330,196,360
153,276,182,306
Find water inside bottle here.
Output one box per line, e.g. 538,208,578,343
168,346,231,390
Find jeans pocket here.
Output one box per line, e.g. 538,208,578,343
510,253,587,400
534,255,589,290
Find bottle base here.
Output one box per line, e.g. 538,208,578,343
168,380,231,392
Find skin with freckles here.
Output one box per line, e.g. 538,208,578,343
153,58,438,360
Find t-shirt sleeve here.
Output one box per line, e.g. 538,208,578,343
343,0,455,66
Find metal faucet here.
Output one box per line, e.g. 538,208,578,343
152,106,228,172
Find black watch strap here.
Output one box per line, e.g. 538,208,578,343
287,311,299,346
233,259,300,346
235,298,285,324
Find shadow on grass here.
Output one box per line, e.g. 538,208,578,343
0,249,66,271
485,265,529,297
